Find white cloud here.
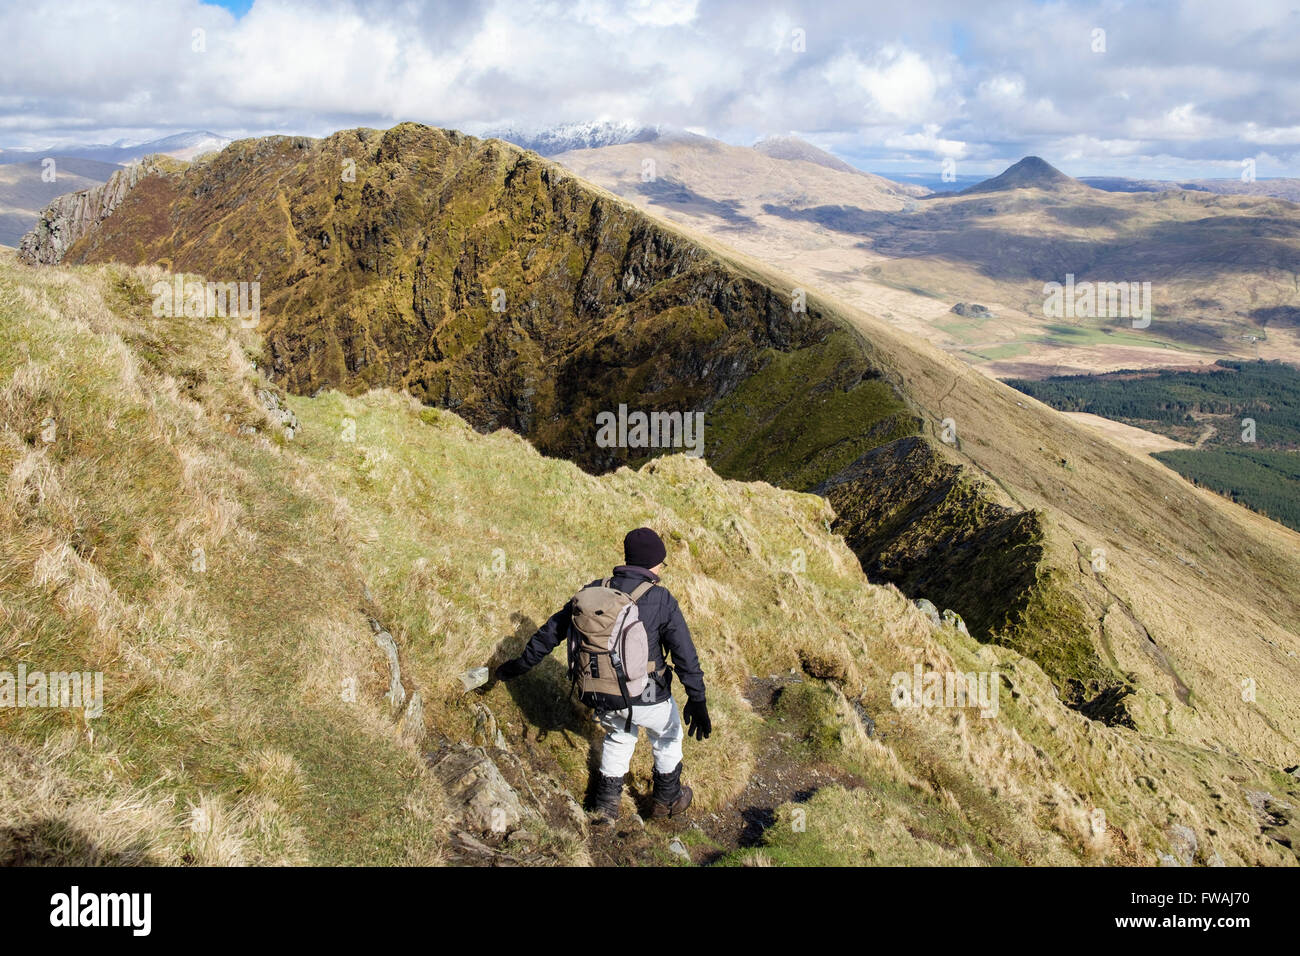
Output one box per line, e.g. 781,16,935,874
0,0,1295,177
626,0,699,28
1127,103,1213,140
884,124,966,158
825,45,950,122
1241,123,1300,146
977,74,1024,104
572,0,699,32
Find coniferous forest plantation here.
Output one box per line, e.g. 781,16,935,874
1009,361,1300,530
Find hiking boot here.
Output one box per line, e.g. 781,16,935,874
650,761,693,819
592,773,625,824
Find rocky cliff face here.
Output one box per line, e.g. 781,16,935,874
814,436,1129,711
18,158,166,265
22,123,1133,720
31,126,916,486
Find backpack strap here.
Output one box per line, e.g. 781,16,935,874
601,577,612,588
614,666,635,732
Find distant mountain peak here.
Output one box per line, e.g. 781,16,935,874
960,156,1078,194
483,121,660,156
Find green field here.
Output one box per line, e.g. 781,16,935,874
1040,323,1179,351
960,343,1031,362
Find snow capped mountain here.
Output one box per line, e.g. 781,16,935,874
481,120,660,155
139,131,232,161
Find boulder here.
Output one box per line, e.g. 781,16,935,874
914,598,942,627
368,619,405,712
851,697,877,738
400,690,426,745
1166,824,1197,866
472,702,507,750
942,608,970,636
256,388,300,438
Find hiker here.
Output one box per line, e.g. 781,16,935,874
495,527,711,823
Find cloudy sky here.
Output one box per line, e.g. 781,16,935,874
1,0,1297,179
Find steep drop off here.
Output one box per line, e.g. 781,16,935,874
16,157,173,266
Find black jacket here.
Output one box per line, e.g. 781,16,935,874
516,565,707,707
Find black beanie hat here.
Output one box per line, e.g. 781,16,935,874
624,527,667,569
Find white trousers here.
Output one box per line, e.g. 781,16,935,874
597,697,684,777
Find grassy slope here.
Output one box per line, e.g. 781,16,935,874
0,256,445,865
53,130,1086,696
850,289,1300,764
2,254,1297,865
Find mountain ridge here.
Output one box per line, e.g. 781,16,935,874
482,120,660,155
752,135,866,175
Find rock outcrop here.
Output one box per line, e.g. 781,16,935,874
256,388,299,439
368,618,406,712
18,158,165,266
913,598,942,627
430,744,538,835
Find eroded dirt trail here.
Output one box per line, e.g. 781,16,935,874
587,677,867,866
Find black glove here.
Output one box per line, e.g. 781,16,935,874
495,658,528,681
683,698,712,740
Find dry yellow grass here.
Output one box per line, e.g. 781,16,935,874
1061,412,1192,455
0,255,445,865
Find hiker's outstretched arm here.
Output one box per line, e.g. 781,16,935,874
661,598,707,701
516,604,571,671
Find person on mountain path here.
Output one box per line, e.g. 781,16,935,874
495,527,711,823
